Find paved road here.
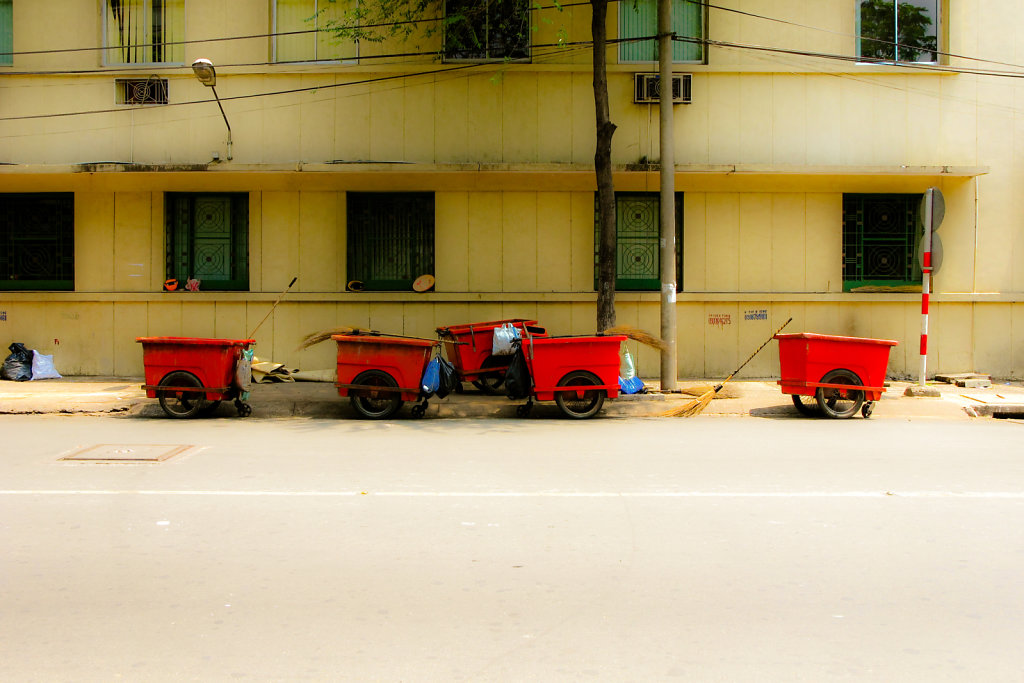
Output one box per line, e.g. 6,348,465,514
2,415,1022,681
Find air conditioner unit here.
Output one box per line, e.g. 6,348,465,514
633,73,692,104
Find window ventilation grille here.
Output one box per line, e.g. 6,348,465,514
116,78,169,105
633,73,692,104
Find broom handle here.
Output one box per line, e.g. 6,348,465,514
717,317,792,387
248,277,297,338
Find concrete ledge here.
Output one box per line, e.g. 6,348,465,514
904,385,942,398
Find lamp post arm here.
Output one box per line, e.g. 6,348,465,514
210,86,232,160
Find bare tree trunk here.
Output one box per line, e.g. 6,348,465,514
592,0,617,332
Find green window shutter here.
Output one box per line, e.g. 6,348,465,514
347,193,435,291
619,0,703,63
594,192,684,291
842,194,921,291
0,194,75,291
0,0,12,66
166,193,249,291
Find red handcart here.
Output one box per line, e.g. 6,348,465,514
136,337,255,418
515,334,627,419
775,332,898,418
436,319,546,393
333,333,439,419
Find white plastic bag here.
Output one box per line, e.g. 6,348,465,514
491,323,521,356
30,350,62,380
621,349,636,380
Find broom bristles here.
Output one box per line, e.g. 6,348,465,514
662,385,719,417
297,326,371,351
603,325,669,351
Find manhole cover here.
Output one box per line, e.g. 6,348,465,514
60,444,192,463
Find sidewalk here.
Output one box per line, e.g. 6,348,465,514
3,375,1023,420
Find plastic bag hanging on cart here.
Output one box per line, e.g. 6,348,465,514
236,348,255,400
435,357,457,399
421,357,441,395
492,323,521,356
504,347,532,399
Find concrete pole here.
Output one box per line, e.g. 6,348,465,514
658,0,678,391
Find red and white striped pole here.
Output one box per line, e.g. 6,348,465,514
918,188,936,388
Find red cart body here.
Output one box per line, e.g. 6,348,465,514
333,334,436,402
136,336,253,401
775,332,898,401
436,319,545,382
524,335,626,401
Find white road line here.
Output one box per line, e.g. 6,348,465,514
1,490,1023,499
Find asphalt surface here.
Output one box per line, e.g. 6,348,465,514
2,375,1023,420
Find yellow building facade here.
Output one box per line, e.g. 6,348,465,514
0,0,1017,379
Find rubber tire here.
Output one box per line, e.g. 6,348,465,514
471,355,508,394
515,403,533,418
861,402,874,418
157,371,207,419
554,370,606,419
350,369,403,419
791,394,821,417
815,369,865,419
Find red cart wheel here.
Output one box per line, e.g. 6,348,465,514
350,369,403,419
554,370,605,419
157,371,208,419
791,394,821,417
471,355,508,394
815,369,865,419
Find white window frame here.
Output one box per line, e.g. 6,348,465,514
102,0,185,66
273,0,359,64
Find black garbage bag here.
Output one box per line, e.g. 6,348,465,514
1,342,33,382
504,347,533,400
435,357,458,399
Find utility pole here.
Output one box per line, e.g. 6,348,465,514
658,0,678,391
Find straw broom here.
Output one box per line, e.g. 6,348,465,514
602,325,669,351
296,326,372,351
663,317,792,417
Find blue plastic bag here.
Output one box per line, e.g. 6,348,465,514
618,376,645,395
421,357,441,395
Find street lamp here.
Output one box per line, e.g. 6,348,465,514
191,58,232,160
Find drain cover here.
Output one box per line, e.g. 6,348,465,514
60,444,192,463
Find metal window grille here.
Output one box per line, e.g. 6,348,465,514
166,194,249,291
594,192,683,291
105,0,184,64
444,0,530,61
347,193,435,291
842,193,921,290
0,194,75,291
116,78,168,105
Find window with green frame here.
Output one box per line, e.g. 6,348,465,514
619,0,704,63
594,193,683,291
166,193,249,291
0,194,75,291
347,193,435,291
0,0,12,67
842,193,922,291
